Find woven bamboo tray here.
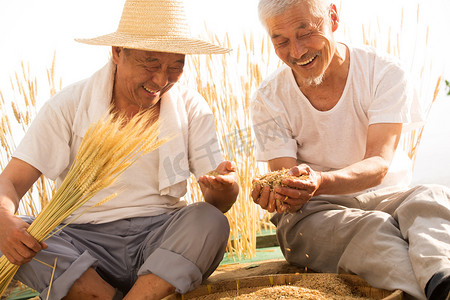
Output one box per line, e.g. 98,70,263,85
164,273,403,299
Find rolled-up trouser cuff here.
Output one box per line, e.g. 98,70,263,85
138,247,202,294
41,251,98,300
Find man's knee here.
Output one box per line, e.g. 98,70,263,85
63,268,115,300
399,184,450,217
278,210,398,269
408,184,450,201
185,202,230,236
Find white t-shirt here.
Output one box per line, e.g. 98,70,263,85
251,44,423,195
14,60,223,224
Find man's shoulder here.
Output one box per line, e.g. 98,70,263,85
170,83,205,105
256,64,293,96
348,43,404,70
171,83,200,99
260,64,291,84
169,83,213,115
45,78,89,112
47,60,115,113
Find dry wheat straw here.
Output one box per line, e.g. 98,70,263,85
0,110,167,297
1,55,60,215
183,31,279,260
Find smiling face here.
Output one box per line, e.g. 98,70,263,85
112,47,185,113
266,2,339,87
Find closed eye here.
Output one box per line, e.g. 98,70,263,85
299,32,313,39
274,39,289,47
145,66,160,72
169,67,184,73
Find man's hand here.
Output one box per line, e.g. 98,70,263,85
251,183,277,213
199,161,239,213
273,164,321,212
0,158,46,265
0,212,47,265
251,164,322,213
199,161,237,192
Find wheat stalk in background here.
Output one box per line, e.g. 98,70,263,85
182,32,281,260
0,54,61,216
0,110,167,297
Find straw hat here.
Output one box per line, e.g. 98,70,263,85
75,0,231,55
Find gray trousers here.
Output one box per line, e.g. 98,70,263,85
272,184,450,300
8,202,229,300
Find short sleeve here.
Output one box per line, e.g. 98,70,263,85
368,61,411,125
13,100,72,180
251,90,298,162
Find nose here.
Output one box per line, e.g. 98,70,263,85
290,39,307,59
152,70,169,89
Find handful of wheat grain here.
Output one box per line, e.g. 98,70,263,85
252,169,308,191
0,110,167,297
252,169,309,213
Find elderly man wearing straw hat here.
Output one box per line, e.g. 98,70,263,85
0,0,239,299
251,0,450,299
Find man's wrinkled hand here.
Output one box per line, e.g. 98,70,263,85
251,182,277,213
0,213,47,265
198,161,237,192
273,164,321,213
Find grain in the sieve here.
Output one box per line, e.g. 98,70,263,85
193,274,376,300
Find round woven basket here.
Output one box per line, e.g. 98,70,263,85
165,273,404,299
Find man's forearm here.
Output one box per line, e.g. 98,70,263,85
0,178,20,215
204,184,239,213
316,156,390,196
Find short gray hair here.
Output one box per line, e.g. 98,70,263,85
258,0,331,30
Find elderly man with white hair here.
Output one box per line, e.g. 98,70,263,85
251,0,450,299
0,0,239,299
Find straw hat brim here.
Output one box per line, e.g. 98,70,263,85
75,32,231,55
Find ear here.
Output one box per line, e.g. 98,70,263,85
329,3,339,32
111,46,122,64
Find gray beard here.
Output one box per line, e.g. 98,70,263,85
302,73,324,87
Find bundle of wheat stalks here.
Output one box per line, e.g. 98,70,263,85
0,109,167,297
